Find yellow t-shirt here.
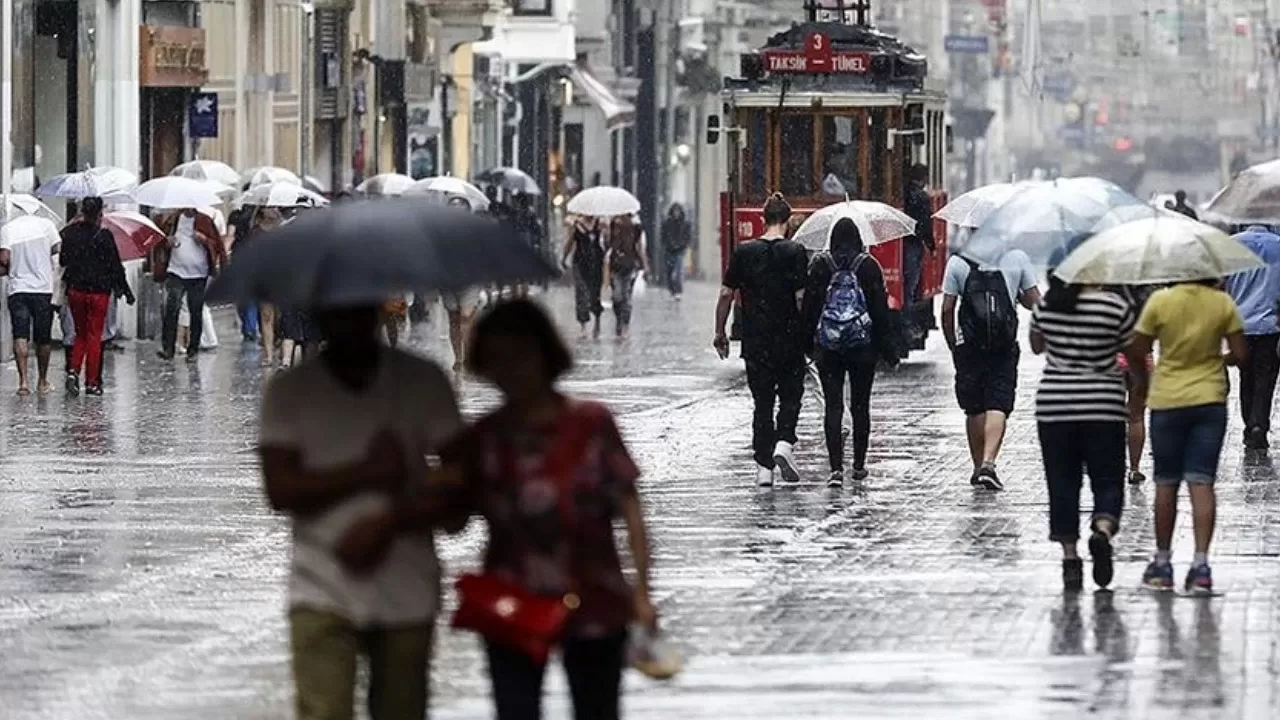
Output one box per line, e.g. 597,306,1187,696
1136,284,1244,410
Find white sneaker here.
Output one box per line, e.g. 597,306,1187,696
756,465,775,487
773,441,800,483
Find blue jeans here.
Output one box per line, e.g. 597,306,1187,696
238,303,259,340
665,250,685,295
1150,403,1228,486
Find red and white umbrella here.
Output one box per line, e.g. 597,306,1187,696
102,211,165,262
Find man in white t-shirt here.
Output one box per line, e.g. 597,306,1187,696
259,303,461,720
156,208,225,360
0,217,60,395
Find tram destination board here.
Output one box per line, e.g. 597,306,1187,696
762,32,871,75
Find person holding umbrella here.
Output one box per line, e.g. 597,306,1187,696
1223,226,1280,449
154,207,226,361
59,197,135,396
561,214,606,338
606,214,647,339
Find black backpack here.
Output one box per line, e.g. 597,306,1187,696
958,257,1017,351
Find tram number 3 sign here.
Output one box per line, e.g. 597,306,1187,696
763,33,871,75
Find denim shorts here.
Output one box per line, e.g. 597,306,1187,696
1150,403,1228,486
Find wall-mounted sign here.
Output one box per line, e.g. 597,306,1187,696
188,92,218,138
139,25,208,88
762,33,871,75
944,35,990,54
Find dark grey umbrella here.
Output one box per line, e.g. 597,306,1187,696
475,167,542,195
208,199,556,308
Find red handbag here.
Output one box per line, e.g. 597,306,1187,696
451,403,597,664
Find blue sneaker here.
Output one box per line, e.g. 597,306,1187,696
1142,560,1174,591
1185,564,1213,595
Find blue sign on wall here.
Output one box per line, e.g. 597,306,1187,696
944,35,990,54
188,92,218,138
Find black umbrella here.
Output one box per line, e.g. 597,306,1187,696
475,167,542,195
208,199,556,308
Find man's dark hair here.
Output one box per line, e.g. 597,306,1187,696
1175,189,1188,204
763,192,792,226
80,196,104,225
466,299,573,381
908,163,929,184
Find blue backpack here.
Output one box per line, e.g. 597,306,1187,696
816,253,873,351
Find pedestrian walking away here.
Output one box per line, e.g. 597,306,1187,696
0,216,60,395
1223,226,1280,449
244,209,283,366
441,299,657,720
941,248,1041,490
1172,189,1199,221
714,193,810,486
59,197,135,396
1030,276,1143,591
258,304,463,720
562,216,605,338
607,214,647,339
902,163,937,340
441,196,483,369
1115,285,1156,484
661,203,692,299
800,218,896,487
227,205,260,341
1133,280,1247,595
154,207,226,361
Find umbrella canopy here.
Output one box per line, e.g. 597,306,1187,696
207,199,558,308
0,215,60,251
791,200,917,251
172,159,241,188
1054,215,1264,286
476,167,541,195
244,166,302,189
933,183,1025,228
356,173,416,197
302,175,328,194
238,181,330,208
962,177,1145,266
406,176,490,210
102,211,165,262
133,177,228,209
565,186,641,218
1203,159,1280,224
36,167,137,200
0,194,60,224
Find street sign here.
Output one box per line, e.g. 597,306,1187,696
762,32,871,74
1042,72,1075,101
944,35,990,54
188,92,218,138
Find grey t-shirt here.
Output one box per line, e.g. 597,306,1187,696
943,250,1038,346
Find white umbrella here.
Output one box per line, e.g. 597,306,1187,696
238,181,329,208
566,186,641,218
405,176,490,210
933,183,1025,228
132,177,228,209
302,175,328,194
36,167,137,200
1054,215,1264,286
172,159,241,188
1204,159,1280,224
357,173,416,197
244,166,302,188
0,194,60,224
791,200,916,251
0,215,60,250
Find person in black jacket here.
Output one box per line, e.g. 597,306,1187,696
801,218,896,487
59,197,134,396
903,164,936,340
661,204,692,298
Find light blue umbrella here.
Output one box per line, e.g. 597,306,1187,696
36,167,137,200
962,177,1145,266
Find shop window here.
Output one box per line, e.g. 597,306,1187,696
740,109,766,196
821,115,858,197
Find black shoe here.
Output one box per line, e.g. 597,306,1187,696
1062,558,1084,592
84,385,104,396
975,463,1004,491
1128,470,1147,485
64,373,80,397
1088,530,1114,588
157,349,175,360
1246,427,1270,450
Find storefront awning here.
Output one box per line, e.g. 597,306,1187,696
568,63,636,131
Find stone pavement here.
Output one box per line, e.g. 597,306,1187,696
0,283,1278,719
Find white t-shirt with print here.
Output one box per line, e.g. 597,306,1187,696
168,214,210,280
259,347,462,627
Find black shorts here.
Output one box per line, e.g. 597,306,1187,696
954,343,1019,416
8,292,54,345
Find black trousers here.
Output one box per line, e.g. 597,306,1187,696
745,356,805,469
161,274,208,356
1240,334,1280,434
486,632,627,720
1038,421,1126,542
816,349,877,472
573,260,604,324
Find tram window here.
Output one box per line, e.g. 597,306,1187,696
742,110,767,195
779,114,815,197
821,115,859,197
869,109,888,202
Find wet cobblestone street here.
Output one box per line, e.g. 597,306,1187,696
1,283,1278,719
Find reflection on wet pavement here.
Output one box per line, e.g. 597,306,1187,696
1,284,1278,719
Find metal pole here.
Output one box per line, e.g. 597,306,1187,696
2,0,13,195
300,5,314,177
